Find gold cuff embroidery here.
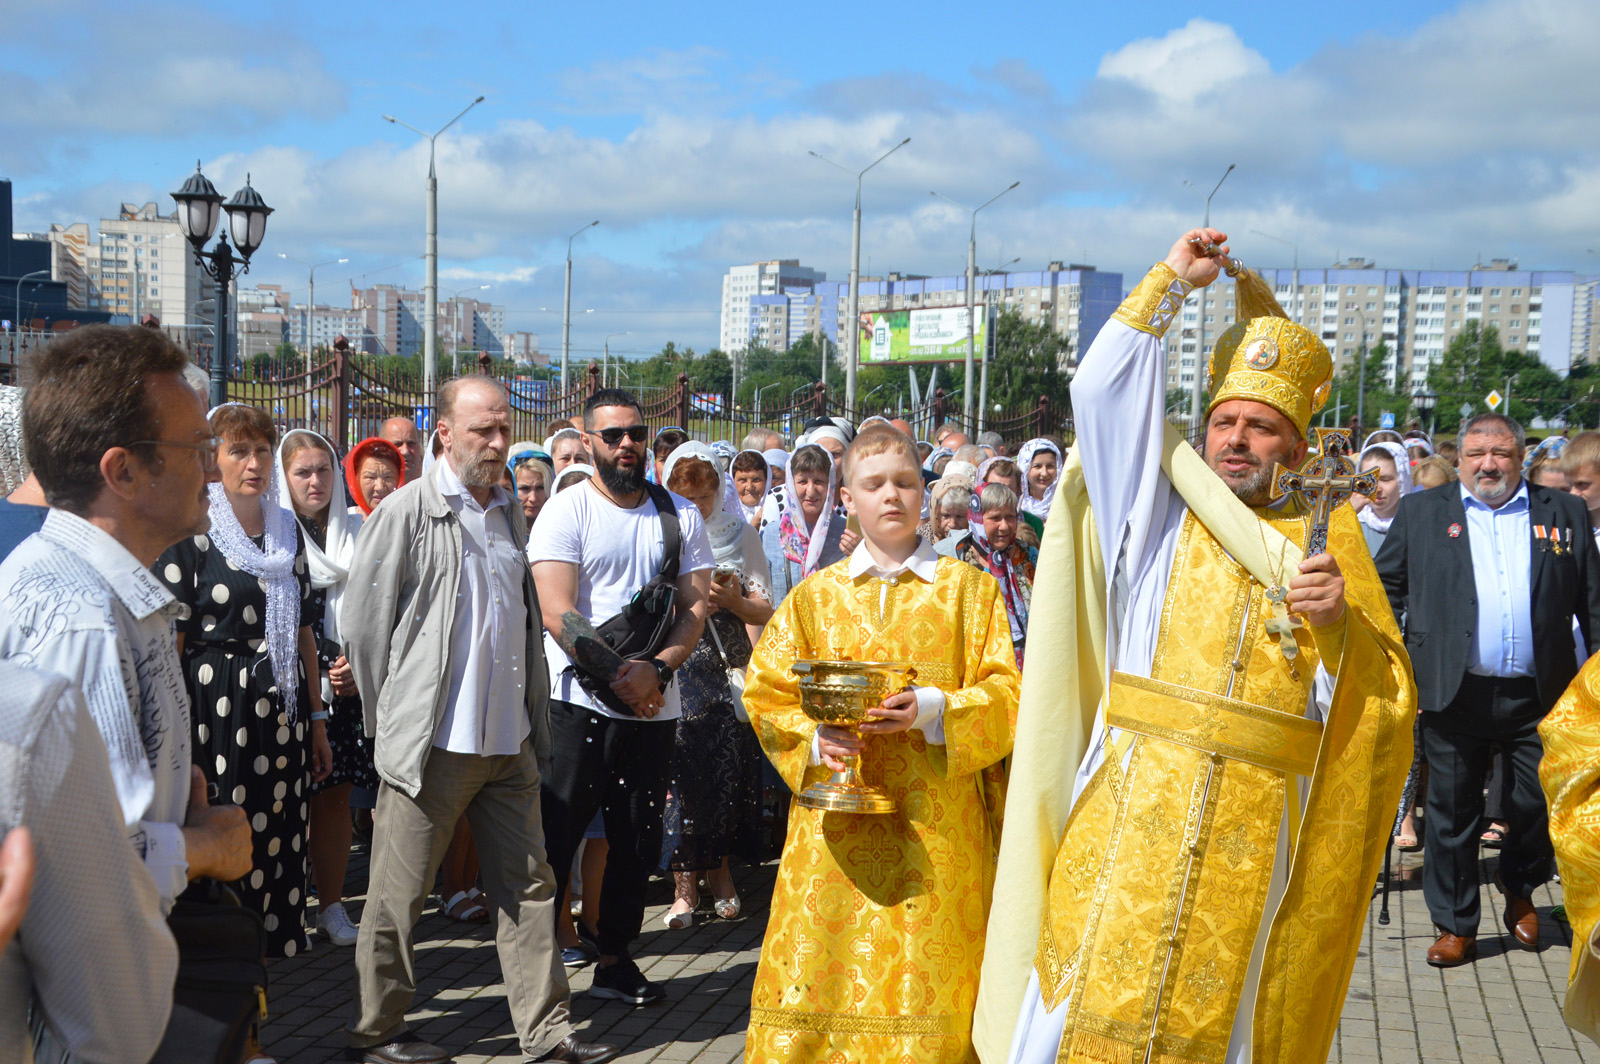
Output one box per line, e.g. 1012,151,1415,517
1113,262,1194,338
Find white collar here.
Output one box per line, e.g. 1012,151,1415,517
39,508,179,622
1460,478,1528,514
848,536,940,583
438,454,508,512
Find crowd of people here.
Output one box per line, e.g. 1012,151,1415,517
4,226,1600,1064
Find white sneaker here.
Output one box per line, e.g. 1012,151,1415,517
316,902,358,946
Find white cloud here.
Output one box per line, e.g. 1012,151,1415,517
1095,18,1270,103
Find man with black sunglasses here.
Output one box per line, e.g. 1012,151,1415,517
530,390,714,1007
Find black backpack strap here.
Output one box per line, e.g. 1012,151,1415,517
646,482,682,583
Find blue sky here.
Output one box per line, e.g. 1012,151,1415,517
6,0,1597,360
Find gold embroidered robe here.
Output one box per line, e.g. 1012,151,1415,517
1539,653,1600,1045
973,263,1416,1064
743,555,1021,1063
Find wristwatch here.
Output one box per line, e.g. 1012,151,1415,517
648,657,673,690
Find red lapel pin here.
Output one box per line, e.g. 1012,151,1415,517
1448,523,1461,538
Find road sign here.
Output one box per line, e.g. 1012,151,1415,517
1459,402,1474,419
1485,390,1503,411
1380,411,1395,429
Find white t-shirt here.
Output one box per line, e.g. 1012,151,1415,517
528,480,716,721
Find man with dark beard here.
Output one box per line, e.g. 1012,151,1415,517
530,388,713,1007
343,376,618,1063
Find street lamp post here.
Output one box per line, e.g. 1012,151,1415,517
383,94,486,410
279,253,348,375
11,270,49,328
1412,384,1438,438
562,221,599,392
931,182,1019,432
1183,164,1236,425
603,331,630,388
808,137,911,411
977,257,1019,432
171,163,273,408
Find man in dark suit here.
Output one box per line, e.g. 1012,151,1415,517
1377,412,1600,966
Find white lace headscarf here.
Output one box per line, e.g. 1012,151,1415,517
1017,438,1063,521
208,407,302,717
275,429,358,646
663,441,771,602
1357,441,1413,536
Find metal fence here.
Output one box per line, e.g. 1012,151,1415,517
1,327,1073,451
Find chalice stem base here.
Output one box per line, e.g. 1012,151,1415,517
798,756,896,815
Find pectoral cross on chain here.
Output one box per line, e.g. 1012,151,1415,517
1264,586,1303,667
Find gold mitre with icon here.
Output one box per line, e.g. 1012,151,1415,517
1207,316,1333,438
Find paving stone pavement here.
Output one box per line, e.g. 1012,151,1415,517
265,842,1600,1063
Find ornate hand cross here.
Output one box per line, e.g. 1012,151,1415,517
1271,428,1379,558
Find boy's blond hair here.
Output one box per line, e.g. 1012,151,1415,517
1560,432,1600,476
1413,455,1458,488
843,424,922,483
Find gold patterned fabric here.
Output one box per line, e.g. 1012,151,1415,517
1539,654,1600,1044
743,555,1021,1063
1030,502,1412,1064
1112,263,1193,338
1206,317,1333,437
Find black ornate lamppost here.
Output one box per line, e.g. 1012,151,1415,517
1412,383,1438,438
171,162,274,408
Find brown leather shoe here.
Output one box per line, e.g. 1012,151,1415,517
345,1032,452,1063
529,1036,621,1063
1426,932,1477,967
1504,895,1540,948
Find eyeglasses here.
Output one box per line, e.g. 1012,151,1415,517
130,435,220,472
594,425,649,446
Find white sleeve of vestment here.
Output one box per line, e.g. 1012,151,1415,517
1069,315,1183,637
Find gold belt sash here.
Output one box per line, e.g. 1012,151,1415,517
1107,672,1321,778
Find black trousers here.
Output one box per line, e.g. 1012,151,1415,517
1420,673,1554,936
540,699,675,960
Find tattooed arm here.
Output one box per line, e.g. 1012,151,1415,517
530,558,659,715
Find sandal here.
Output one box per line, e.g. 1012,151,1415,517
663,898,696,930
445,888,489,923
1393,834,1421,852
1480,825,1507,849
713,892,741,920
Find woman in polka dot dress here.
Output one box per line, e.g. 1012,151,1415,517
157,404,331,960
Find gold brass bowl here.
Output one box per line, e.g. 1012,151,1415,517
791,659,918,814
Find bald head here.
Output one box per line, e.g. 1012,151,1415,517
889,418,914,439
381,415,423,483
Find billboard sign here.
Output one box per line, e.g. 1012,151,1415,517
861,306,987,364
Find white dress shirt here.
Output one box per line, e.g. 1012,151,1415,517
1461,480,1535,678
0,663,177,1064
433,457,530,756
0,509,192,910
808,537,946,766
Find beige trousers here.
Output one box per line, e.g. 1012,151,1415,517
348,742,572,1057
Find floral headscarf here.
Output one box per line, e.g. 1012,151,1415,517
959,486,1035,666
778,445,837,579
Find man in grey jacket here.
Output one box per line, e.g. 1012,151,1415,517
343,376,616,1064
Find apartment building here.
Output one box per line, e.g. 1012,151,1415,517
719,260,826,353
812,263,1123,370
1162,258,1600,397
346,284,507,359
44,201,214,325
236,283,290,360
506,331,544,365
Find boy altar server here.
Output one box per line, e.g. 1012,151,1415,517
742,424,1021,1063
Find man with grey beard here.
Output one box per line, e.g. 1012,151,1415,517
343,376,617,1063
1377,412,1600,968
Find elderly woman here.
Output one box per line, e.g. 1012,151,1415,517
730,449,769,523
920,478,973,544
660,442,773,927
760,444,847,606
344,436,403,514
276,429,377,948
156,404,331,971
1017,438,1062,523
546,428,590,476
937,482,1037,667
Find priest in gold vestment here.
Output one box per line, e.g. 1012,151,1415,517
973,229,1416,1064
1539,653,1600,1046
742,436,1021,1062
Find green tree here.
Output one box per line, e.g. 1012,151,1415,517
1323,342,1405,432
1426,321,1572,431
984,309,1072,413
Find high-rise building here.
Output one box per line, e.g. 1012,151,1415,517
46,201,215,325
719,260,826,353
1160,260,1600,401
506,331,543,365
345,284,506,360
237,283,290,360
812,263,1123,372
